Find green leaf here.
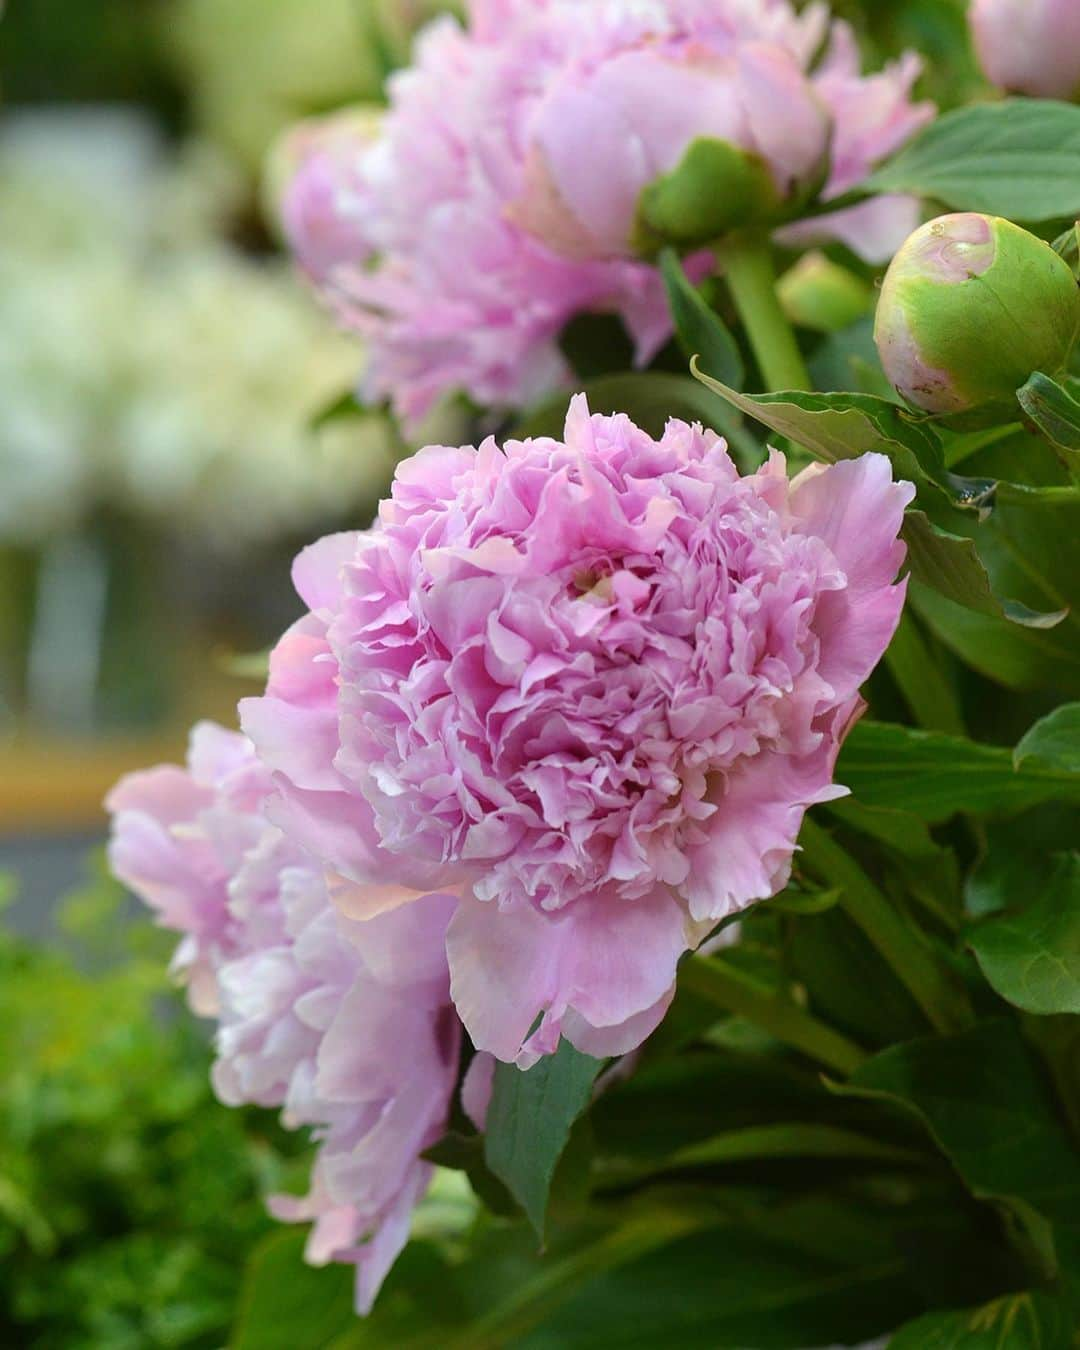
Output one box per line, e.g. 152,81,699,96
965,805,1080,919
230,1229,356,1350
902,511,1068,629
888,1292,1075,1349
690,362,994,510
1016,372,1080,471
968,854,1080,1016
867,100,1080,221
483,1040,602,1240
1015,704,1080,776
659,248,744,389
837,719,1080,821
847,1020,1080,1299
911,484,1080,695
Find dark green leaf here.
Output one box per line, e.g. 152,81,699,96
659,248,744,389
888,1291,1075,1349
902,511,1068,629
867,100,1080,221
230,1230,356,1350
911,484,1080,694
837,719,1080,821
968,855,1080,1016
847,1021,1080,1299
1016,372,1080,470
484,1040,602,1239
1015,704,1080,776
965,805,1080,919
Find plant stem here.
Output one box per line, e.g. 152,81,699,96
719,236,811,393
885,612,967,737
680,953,867,1077
798,817,974,1035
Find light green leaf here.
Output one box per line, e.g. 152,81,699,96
968,854,1080,1016
1016,372,1080,470
690,362,994,510
902,510,1068,629
484,1039,602,1240
867,100,1080,221
837,719,1080,821
888,1292,1074,1349
659,248,744,389
1015,704,1080,775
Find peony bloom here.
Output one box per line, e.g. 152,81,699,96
970,0,1080,101
277,0,933,424
269,107,382,287
241,398,914,1066
106,723,461,1313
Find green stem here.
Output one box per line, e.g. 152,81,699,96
885,612,967,737
680,953,867,1077
719,236,811,393
799,817,974,1035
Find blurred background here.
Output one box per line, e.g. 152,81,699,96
0,1,976,1345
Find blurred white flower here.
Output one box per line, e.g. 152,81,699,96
0,106,409,550
114,247,397,548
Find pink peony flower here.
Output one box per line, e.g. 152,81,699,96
277,0,933,425
269,107,382,288
971,0,1080,101
241,397,914,1066
106,725,461,1313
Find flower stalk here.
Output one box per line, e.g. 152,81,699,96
718,236,812,393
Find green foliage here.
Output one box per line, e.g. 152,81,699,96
838,714,1080,820
968,855,1080,1016
0,868,304,1349
889,1292,1075,1349
1017,373,1080,474
866,101,1080,222
659,249,745,390
690,364,997,512
484,1040,602,1240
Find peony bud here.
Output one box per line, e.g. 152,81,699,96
971,0,1080,101
510,42,831,259
778,251,873,334
874,213,1080,416
266,106,382,285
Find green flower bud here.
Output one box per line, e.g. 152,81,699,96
874,213,1080,418
778,252,873,334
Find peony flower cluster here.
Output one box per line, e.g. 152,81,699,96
278,0,933,424
108,402,911,1303
240,398,913,1065
106,723,464,1313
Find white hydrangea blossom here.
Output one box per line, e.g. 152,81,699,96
0,107,408,549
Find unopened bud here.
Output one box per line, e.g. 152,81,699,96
874,213,1080,416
